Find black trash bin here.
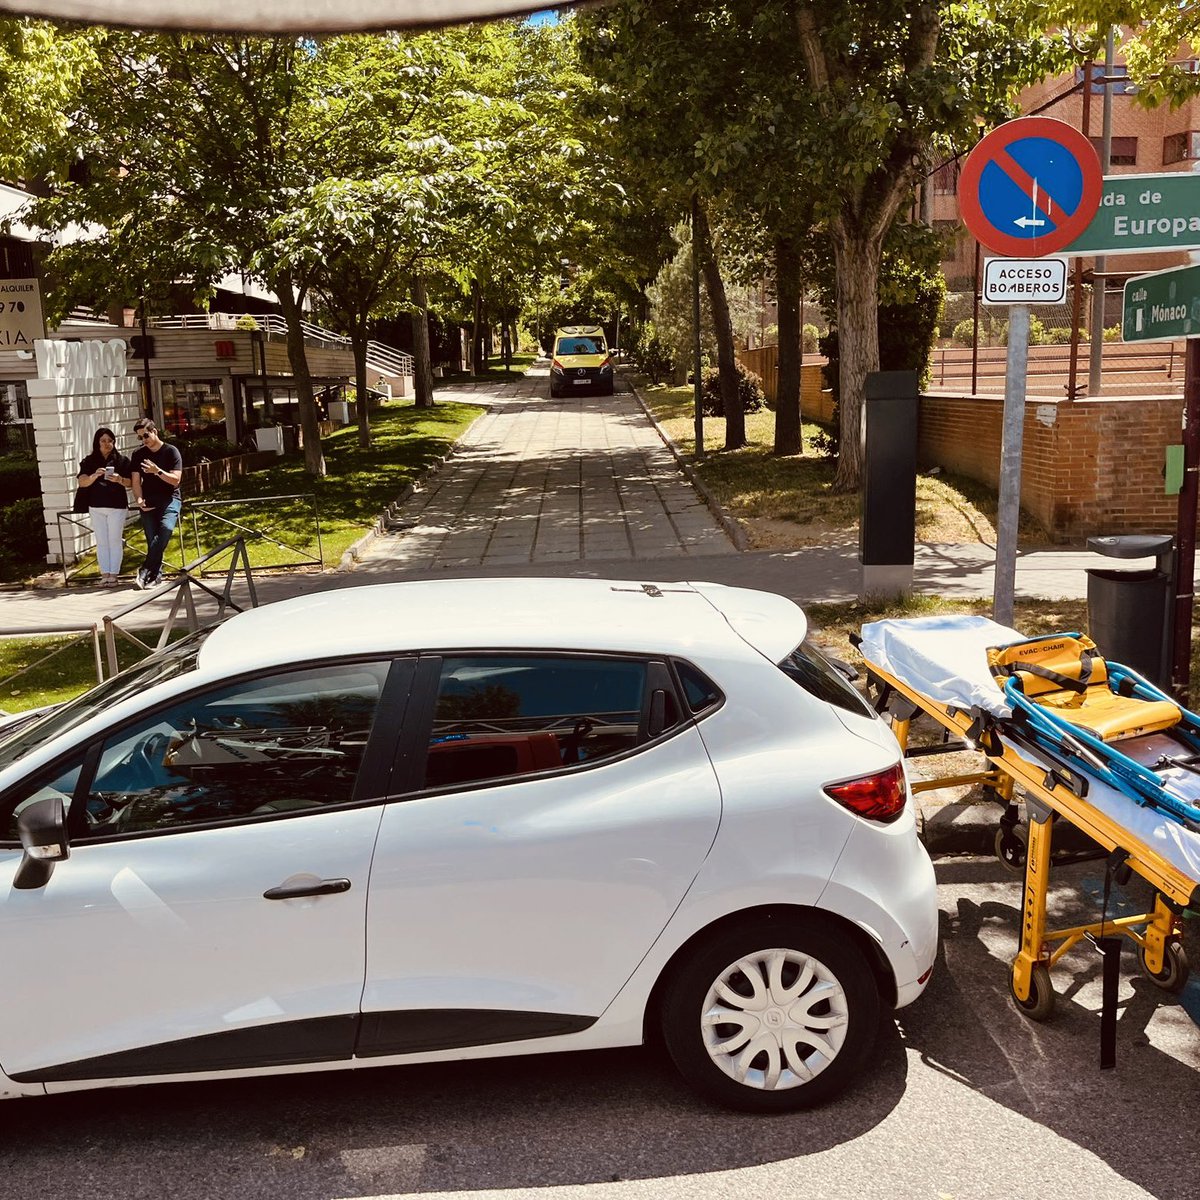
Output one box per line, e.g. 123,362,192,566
1085,534,1173,688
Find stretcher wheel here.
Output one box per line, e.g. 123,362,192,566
1010,962,1055,1021
995,823,1028,875
1139,938,1189,994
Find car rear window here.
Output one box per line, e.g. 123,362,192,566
778,642,874,719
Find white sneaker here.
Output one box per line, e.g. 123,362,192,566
132,570,147,590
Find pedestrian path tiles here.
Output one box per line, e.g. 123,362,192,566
356,374,735,571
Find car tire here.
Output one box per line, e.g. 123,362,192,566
660,916,880,1112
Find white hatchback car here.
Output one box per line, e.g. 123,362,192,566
0,578,936,1112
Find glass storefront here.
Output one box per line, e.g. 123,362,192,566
159,379,227,442
240,379,346,436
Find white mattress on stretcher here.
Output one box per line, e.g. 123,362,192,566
859,614,1200,886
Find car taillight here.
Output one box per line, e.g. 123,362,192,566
823,763,907,822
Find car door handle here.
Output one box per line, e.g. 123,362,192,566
263,878,352,900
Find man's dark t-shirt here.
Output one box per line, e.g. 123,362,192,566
131,442,183,510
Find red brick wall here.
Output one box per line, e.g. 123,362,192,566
918,393,1182,540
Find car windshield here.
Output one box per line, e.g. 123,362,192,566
0,628,210,769
557,337,604,355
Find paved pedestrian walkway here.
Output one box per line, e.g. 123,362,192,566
354,365,733,571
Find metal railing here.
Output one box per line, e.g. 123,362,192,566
928,343,1184,393
148,312,415,377
99,535,259,676
183,493,323,573
57,492,322,585
0,535,259,701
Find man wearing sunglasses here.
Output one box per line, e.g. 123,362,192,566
129,417,183,590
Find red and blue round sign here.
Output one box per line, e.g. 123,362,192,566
958,117,1103,258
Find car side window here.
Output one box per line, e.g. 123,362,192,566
421,655,660,790
0,759,83,842
77,661,391,839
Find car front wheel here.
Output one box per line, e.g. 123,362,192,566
660,917,880,1112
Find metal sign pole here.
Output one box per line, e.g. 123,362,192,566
1171,339,1200,700
994,304,1030,626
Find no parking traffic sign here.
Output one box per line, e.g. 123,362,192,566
959,117,1103,258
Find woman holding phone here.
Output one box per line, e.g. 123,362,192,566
77,426,132,585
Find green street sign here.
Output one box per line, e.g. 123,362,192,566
1122,263,1200,343
1065,172,1200,256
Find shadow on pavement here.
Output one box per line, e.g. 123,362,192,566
0,1026,908,1198
900,855,1200,1200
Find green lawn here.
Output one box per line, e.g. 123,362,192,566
634,376,1048,549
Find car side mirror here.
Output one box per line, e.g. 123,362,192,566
14,797,69,891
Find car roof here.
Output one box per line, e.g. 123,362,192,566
198,578,805,674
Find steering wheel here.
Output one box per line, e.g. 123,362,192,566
561,717,595,764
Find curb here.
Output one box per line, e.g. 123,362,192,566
338,444,457,571
917,798,1000,858
624,376,750,553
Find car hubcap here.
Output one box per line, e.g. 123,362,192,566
701,948,849,1091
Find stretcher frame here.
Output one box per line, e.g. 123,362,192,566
863,655,1199,1016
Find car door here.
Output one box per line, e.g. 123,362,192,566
359,653,722,1057
0,657,408,1088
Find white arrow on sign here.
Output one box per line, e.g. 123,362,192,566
1014,216,1046,228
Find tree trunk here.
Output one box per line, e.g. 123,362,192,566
275,280,324,476
412,276,435,409
694,202,744,451
774,236,803,457
351,326,371,449
831,228,882,491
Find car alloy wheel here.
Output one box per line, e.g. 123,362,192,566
661,918,879,1112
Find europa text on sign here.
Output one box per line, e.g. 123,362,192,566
1123,263,1200,343
983,258,1067,305
1065,173,1200,256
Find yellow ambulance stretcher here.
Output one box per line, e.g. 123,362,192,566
854,615,1200,1023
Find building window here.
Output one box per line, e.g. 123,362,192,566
931,160,960,195
1089,136,1137,166
1163,132,1200,164
1,380,30,421
1075,64,1135,95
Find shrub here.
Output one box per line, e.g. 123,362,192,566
1044,327,1073,344
1104,325,1121,342
700,363,766,418
998,312,1046,345
952,318,977,346
0,452,40,507
234,314,260,331
634,333,674,385
0,496,47,565
802,323,820,355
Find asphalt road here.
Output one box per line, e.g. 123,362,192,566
0,854,1196,1200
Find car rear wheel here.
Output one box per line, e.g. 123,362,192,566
660,917,880,1112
